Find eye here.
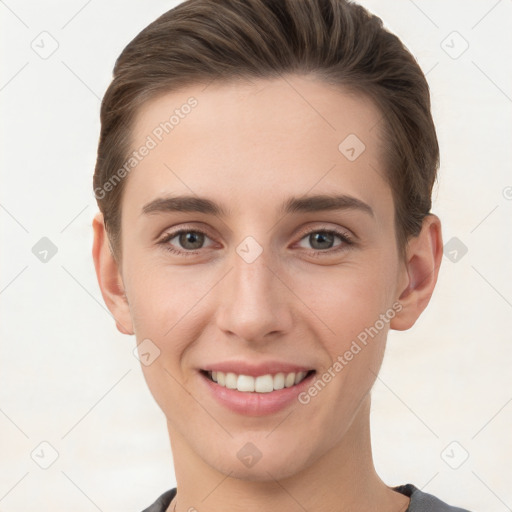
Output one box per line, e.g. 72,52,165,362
158,228,214,256
296,228,354,254
157,226,354,257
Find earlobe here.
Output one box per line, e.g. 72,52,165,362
390,214,443,331
92,212,134,336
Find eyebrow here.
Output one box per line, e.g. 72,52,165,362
141,193,374,218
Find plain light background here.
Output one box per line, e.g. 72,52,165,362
1,1,511,510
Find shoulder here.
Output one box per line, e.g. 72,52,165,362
393,483,475,512
141,484,476,512
140,488,176,512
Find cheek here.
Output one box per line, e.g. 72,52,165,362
125,245,398,354
302,269,392,423
125,260,205,337
126,267,201,414
125,263,217,410
292,261,396,340
291,256,396,402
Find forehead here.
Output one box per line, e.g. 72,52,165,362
125,75,391,218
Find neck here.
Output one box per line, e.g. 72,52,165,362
165,395,409,512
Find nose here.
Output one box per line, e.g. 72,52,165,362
214,244,294,344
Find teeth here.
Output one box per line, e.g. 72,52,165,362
238,374,255,392
255,374,273,393
207,370,309,393
285,373,296,387
273,372,285,390
225,372,237,389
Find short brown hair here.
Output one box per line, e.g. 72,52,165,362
93,0,439,263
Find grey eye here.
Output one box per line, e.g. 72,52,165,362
308,231,335,250
176,231,206,250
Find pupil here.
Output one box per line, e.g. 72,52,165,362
180,231,204,250
311,232,333,250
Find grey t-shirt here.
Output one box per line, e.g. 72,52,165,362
141,483,473,511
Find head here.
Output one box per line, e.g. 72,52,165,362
92,0,442,482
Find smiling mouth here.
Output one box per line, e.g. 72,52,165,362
201,369,316,393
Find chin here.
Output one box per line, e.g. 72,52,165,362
215,460,304,482
203,440,313,482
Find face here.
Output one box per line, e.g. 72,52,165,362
114,75,410,480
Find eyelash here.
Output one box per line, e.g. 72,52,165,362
157,227,354,257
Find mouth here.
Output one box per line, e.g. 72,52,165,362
200,369,316,393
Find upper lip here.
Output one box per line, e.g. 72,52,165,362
200,360,315,377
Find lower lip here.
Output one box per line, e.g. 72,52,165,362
199,371,316,416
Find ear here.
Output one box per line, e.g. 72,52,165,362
92,211,134,335
390,214,443,331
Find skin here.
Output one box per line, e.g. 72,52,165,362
92,74,443,512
